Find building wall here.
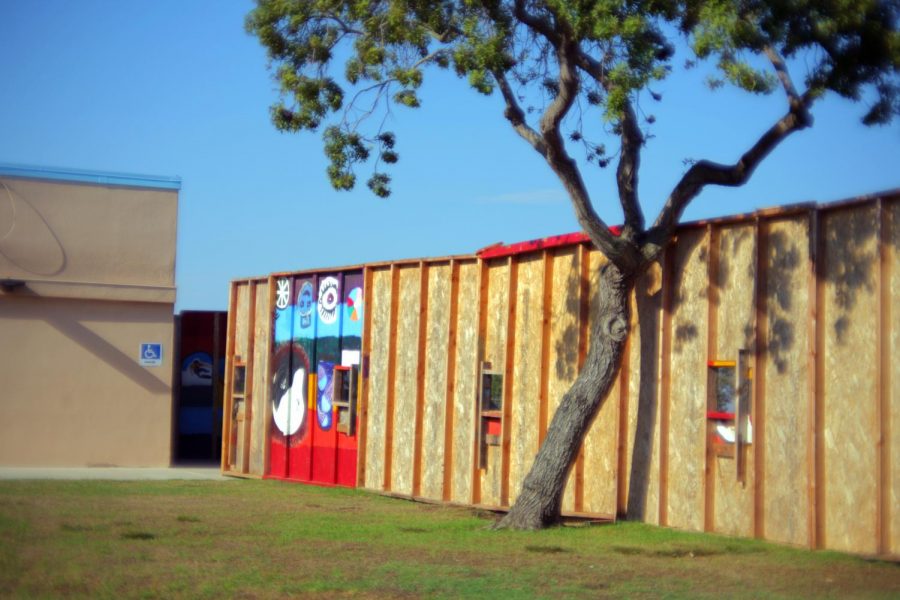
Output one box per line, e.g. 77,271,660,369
0,169,178,467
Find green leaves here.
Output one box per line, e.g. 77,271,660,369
248,0,900,200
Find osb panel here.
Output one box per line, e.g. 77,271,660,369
625,263,664,524
889,200,900,555
666,229,710,531
508,256,543,504
233,284,250,362
390,265,422,496
546,247,581,513
481,260,510,506
363,268,392,490
234,399,246,470
763,217,811,547
420,263,451,501
823,206,879,555
583,248,618,516
713,225,756,537
249,282,270,476
451,260,479,503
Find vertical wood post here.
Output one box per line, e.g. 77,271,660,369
262,276,277,477
241,281,258,475
753,219,769,538
221,282,239,472
442,260,460,502
471,259,489,505
412,262,430,497
658,246,675,527
356,267,374,487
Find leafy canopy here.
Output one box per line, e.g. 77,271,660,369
247,0,898,256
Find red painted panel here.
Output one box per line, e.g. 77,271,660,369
476,226,622,260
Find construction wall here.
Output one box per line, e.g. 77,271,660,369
224,192,899,557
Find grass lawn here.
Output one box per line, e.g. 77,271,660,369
0,478,897,599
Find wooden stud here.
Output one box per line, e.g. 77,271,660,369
412,262,430,497
471,259,489,506
221,282,239,472
704,225,720,532
574,244,591,512
357,267,374,487
658,246,675,527
241,281,258,474
538,250,554,443
442,260,461,502
616,331,631,519
261,276,277,476
382,265,401,492
500,255,519,507
876,198,891,554
753,219,769,538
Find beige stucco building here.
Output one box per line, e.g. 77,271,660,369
0,164,179,467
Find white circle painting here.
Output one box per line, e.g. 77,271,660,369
317,276,340,324
272,367,306,436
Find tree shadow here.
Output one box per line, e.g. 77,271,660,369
766,229,800,373
553,249,581,382
625,266,662,521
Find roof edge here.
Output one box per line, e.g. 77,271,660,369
0,163,181,191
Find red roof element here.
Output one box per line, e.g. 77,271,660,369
476,226,622,259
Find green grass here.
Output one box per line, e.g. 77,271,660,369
0,479,897,598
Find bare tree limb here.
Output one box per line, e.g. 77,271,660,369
492,69,547,155
615,102,646,235
648,96,815,252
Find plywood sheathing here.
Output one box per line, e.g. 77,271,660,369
887,200,899,555
451,260,479,504
480,260,510,507
232,283,251,472
625,261,664,525
762,216,812,547
713,225,757,537
249,281,270,476
666,229,710,532
362,267,391,490
823,206,880,554
421,262,451,501
582,248,619,516
508,255,543,505
390,266,422,496
545,247,581,513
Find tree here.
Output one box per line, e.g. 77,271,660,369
246,0,900,530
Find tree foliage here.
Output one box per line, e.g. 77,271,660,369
248,1,898,233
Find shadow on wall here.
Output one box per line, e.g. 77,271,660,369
7,296,170,395
0,180,67,276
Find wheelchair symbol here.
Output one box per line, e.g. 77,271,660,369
140,344,162,365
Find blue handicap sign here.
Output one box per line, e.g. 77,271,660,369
140,343,163,366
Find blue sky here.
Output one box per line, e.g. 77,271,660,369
1,1,897,311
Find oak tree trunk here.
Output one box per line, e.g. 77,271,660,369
494,262,633,530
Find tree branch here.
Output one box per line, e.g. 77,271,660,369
648,96,815,252
492,69,547,155
615,102,646,235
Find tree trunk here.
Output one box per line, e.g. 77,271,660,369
494,262,633,530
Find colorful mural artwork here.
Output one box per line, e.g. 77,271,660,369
317,361,334,431
268,271,363,487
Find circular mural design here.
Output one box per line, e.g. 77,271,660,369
317,276,340,324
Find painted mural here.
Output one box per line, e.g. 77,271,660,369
268,271,363,486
